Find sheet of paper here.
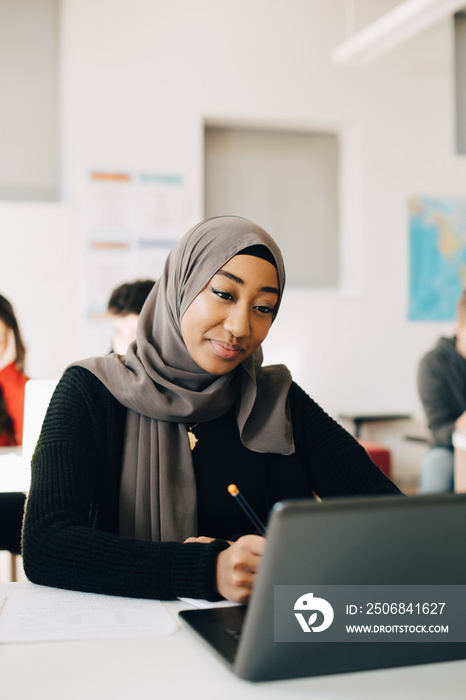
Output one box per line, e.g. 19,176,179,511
0,583,177,643
178,597,241,609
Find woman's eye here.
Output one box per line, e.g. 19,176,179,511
255,305,274,315
211,287,233,301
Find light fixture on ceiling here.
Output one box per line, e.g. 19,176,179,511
333,0,466,66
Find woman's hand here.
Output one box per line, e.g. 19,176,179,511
183,536,216,544
216,534,266,603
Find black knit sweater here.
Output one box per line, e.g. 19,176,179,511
22,367,401,600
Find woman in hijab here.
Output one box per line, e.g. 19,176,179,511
22,217,401,602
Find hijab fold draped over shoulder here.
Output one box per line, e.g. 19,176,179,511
72,216,294,542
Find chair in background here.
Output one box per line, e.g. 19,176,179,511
0,492,26,581
358,438,392,479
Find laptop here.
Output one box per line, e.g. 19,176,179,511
179,493,466,681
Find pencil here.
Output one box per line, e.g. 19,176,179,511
227,483,267,536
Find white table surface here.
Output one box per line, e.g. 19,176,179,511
0,582,465,700
0,447,29,493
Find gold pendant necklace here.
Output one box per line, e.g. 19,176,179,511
187,424,199,451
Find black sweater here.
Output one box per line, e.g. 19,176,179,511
22,367,401,600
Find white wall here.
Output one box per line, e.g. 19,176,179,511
0,0,60,201
2,0,466,482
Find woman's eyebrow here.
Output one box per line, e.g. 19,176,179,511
214,270,279,296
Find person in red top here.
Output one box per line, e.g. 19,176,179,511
0,295,29,446
0,294,29,561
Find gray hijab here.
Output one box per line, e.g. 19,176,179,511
73,216,294,542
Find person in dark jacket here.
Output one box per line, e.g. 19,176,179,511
418,290,466,492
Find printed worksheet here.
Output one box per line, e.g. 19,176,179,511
0,583,177,643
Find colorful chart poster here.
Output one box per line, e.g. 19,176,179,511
86,171,186,319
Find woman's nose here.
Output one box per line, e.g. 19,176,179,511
223,306,250,338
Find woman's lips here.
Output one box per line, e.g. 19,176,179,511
208,340,243,359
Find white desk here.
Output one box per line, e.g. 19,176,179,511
0,583,465,700
0,447,29,494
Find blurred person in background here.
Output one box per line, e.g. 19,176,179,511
418,289,466,492
0,294,29,561
0,294,28,446
107,279,156,355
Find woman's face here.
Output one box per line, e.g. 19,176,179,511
180,254,279,375
0,319,9,360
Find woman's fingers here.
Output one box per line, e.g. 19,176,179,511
216,534,266,603
183,534,266,602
